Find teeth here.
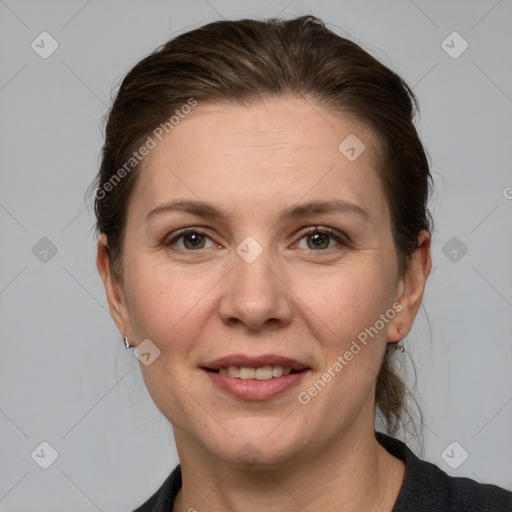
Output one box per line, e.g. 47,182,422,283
227,366,240,378
272,366,283,378
216,365,298,380
239,367,255,380
255,366,272,380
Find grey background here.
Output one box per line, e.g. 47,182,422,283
1,0,511,510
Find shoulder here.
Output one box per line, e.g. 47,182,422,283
132,464,182,512
376,432,512,512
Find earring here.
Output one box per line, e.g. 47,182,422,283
397,326,405,352
123,336,131,349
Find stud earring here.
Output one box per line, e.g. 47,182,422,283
123,336,131,349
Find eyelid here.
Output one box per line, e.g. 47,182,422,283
293,226,351,249
164,227,219,249
164,225,351,251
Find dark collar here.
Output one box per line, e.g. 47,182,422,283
134,432,512,511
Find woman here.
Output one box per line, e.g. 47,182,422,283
93,15,512,512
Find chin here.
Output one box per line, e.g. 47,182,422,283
204,416,312,470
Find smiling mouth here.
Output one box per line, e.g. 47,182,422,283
204,365,305,381
203,358,309,400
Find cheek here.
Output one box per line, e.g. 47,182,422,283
123,258,218,427
296,274,391,432
124,255,218,343
298,257,396,342
295,256,395,400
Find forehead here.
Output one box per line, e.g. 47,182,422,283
131,97,388,225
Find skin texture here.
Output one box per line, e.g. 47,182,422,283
97,97,431,512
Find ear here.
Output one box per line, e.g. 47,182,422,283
387,230,432,342
96,234,133,340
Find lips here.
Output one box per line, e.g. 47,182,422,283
204,354,308,372
203,354,310,400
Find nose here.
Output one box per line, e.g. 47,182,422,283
218,246,293,332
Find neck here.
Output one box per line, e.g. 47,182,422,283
173,424,405,512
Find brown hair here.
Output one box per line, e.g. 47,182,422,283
91,15,432,437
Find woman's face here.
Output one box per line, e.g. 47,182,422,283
100,97,427,468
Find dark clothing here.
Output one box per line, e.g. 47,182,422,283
133,432,512,511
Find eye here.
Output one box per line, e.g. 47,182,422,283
164,229,216,251
164,227,348,252
295,226,347,251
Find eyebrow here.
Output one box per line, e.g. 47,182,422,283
146,199,369,223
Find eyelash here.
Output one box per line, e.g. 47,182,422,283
164,226,350,252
